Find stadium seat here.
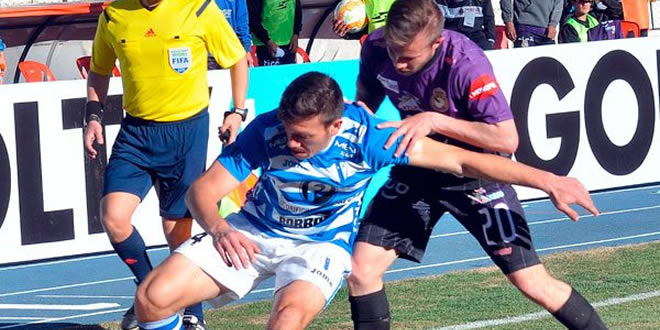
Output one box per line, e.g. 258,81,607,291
620,20,640,38
76,56,121,79
18,60,56,82
621,0,649,33
296,47,311,63
495,25,509,49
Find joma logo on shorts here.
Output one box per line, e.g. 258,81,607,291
310,268,333,287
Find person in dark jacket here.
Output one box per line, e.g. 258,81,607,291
591,0,623,21
435,0,496,50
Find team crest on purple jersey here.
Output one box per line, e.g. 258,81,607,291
430,88,449,113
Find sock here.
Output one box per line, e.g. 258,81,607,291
552,288,607,330
139,314,183,330
111,226,153,284
183,303,204,322
349,288,391,330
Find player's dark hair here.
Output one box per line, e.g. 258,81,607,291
278,72,344,126
384,0,445,49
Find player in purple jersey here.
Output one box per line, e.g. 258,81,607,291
133,72,599,330
347,0,607,329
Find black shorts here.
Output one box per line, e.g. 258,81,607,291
356,176,540,274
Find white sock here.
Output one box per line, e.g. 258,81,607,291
138,313,183,330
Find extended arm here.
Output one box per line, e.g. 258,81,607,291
84,71,111,159
185,161,260,269
407,137,599,221
380,114,519,157
221,56,249,143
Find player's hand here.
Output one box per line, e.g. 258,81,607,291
546,176,600,221
246,53,255,67
377,112,440,157
210,225,260,270
219,113,242,144
266,40,279,57
84,120,104,159
333,19,351,37
546,25,557,40
289,34,299,52
505,21,517,41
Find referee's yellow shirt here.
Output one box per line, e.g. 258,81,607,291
91,0,245,121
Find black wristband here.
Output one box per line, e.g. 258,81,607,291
85,101,104,125
224,106,248,121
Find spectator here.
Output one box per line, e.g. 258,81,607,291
333,0,396,38
210,0,254,68
559,0,600,43
591,0,623,22
435,0,496,50
500,0,564,47
0,35,6,84
247,0,302,66
560,0,623,42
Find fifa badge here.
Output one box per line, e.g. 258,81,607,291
168,47,191,74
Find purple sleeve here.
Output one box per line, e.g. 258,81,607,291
452,54,512,124
357,39,384,94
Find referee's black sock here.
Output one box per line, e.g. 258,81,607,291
350,288,391,330
111,226,153,284
552,288,607,330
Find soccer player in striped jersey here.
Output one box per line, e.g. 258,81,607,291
133,72,598,330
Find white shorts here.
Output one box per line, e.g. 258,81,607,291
175,213,352,308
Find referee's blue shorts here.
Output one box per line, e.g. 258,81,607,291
103,109,209,219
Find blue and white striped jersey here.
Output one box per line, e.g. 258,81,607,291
218,103,409,253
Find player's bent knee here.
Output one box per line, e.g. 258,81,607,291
506,265,570,307
100,209,132,240
135,271,181,321
267,306,309,330
348,260,387,291
507,265,552,289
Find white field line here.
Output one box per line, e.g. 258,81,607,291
430,290,660,329
0,302,119,310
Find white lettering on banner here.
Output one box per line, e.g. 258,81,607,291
0,39,659,264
